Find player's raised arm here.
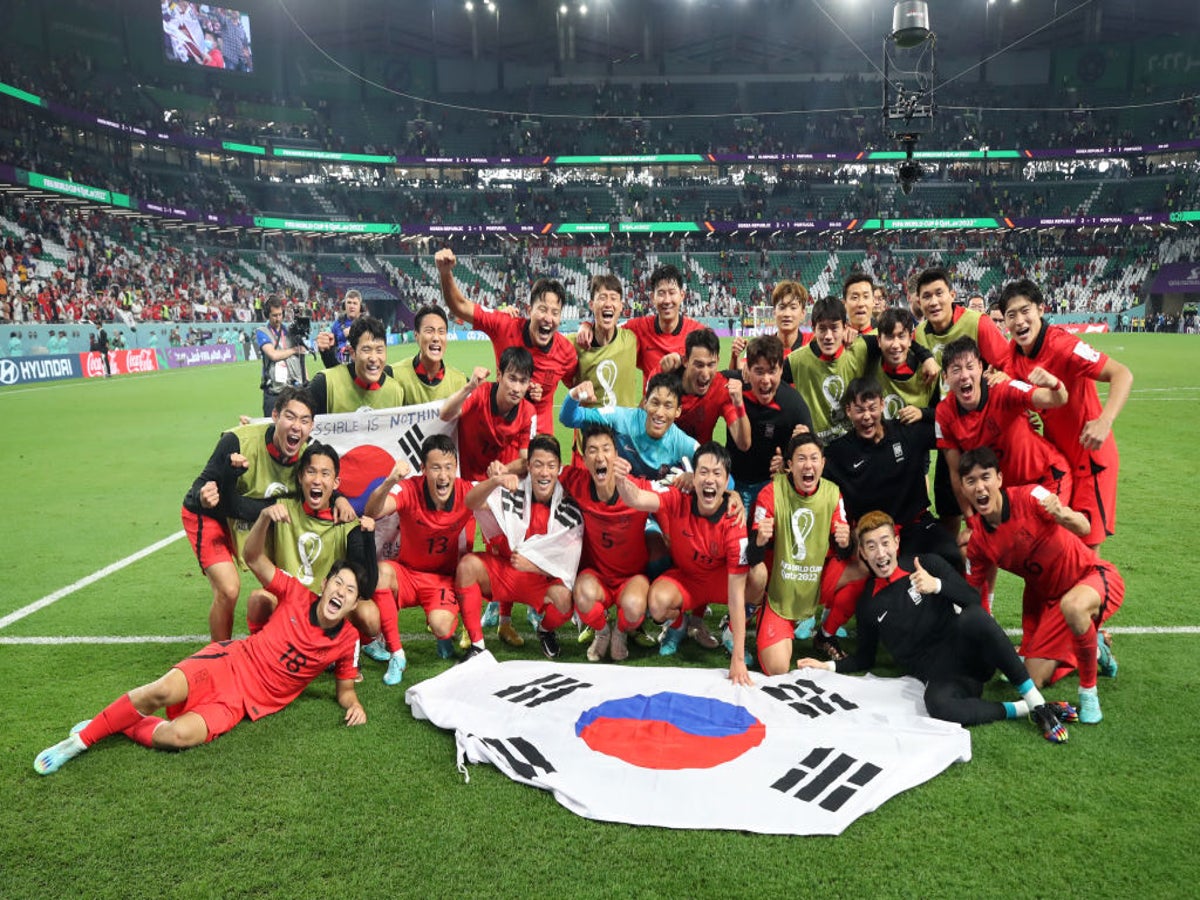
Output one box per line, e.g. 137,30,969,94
1036,488,1092,538
440,366,489,422
363,457,411,518
1024,366,1069,410
615,467,662,513
465,470,520,510
244,503,289,587
435,248,474,325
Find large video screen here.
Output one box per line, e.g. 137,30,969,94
161,2,253,73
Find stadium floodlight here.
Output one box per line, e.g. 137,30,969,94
882,1,936,194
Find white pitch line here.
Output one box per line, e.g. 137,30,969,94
0,531,188,631
1,626,1197,646
0,631,445,645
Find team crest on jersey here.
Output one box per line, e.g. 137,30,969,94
790,508,815,561
907,582,923,606
297,530,323,584
883,393,905,420
822,375,846,412
892,442,905,462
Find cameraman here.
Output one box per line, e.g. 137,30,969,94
255,296,308,417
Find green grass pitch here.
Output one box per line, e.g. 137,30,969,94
2,333,1198,898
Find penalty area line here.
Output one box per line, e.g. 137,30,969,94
0,531,187,631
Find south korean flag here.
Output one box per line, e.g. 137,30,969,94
406,654,972,836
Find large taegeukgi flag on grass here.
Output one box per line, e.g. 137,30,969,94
407,652,972,836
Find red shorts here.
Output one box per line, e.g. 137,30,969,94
167,642,245,742
480,553,563,613
181,506,234,570
575,569,648,610
384,562,458,614
1069,457,1118,547
652,569,725,615
1020,561,1125,671
755,601,798,667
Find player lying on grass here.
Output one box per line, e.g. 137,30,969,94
614,442,753,685
455,434,584,660
959,448,1123,724
35,506,367,775
797,511,1076,744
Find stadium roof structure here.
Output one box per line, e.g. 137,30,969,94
291,0,1200,71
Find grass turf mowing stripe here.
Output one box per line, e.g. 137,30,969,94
2,625,1198,645
0,531,186,630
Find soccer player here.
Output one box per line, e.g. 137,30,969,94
913,266,1009,368
873,308,939,424
574,274,641,413
843,273,877,335
183,387,331,641
959,449,1124,723
255,296,307,417
825,377,961,569
34,506,367,775
676,327,750,449
936,336,1072,526
723,334,813,510
559,424,654,663
361,434,475,684
621,263,705,386
614,443,753,684
316,288,364,366
747,433,852,672
389,304,469,404
306,316,404,414
999,279,1133,546
729,279,810,369
439,346,535,481
242,444,379,639
455,435,584,660
797,511,1075,743
784,296,875,443
437,247,577,435
560,372,697,481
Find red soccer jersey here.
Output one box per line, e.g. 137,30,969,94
457,383,535,482
935,379,1069,487
965,485,1104,603
388,476,474,575
231,569,359,720
558,465,651,581
677,371,747,443
623,314,704,387
1004,324,1118,472
473,304,578,435
658,486,749,579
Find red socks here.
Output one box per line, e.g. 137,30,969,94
1075,623,1099,689
78,694,143,747
617,607,643,633
577,603,608,632
373,587,402,653
540,604,571,632
457,583,485,643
